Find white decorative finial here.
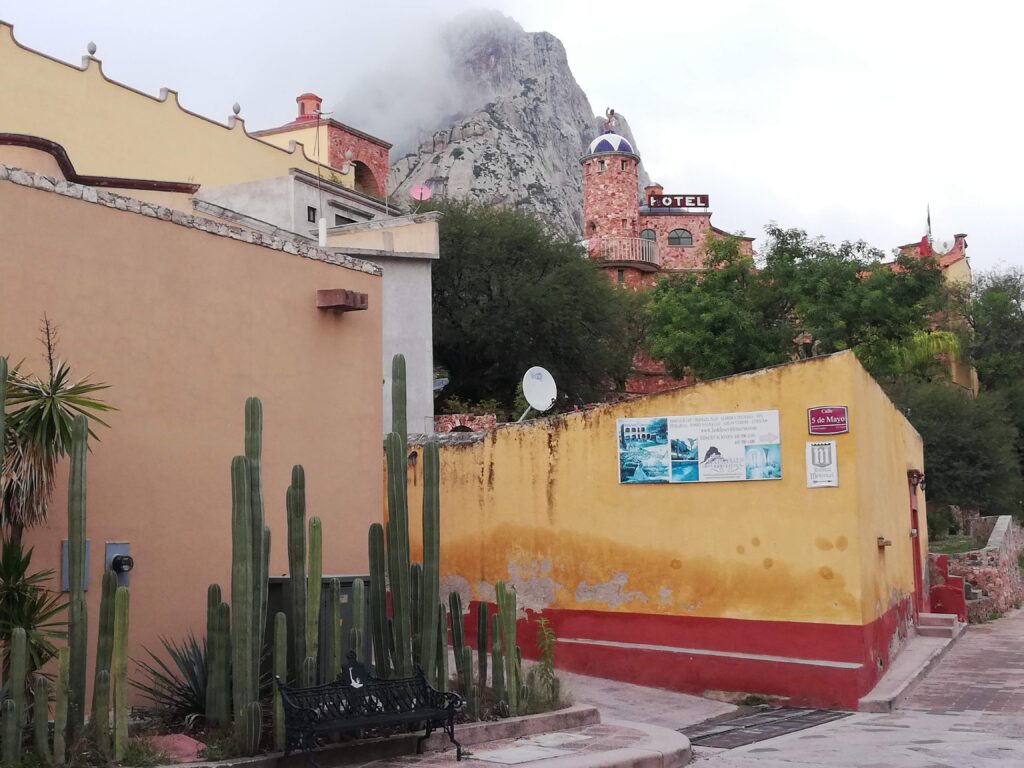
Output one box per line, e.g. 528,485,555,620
87,41,97,56
232,102,241,116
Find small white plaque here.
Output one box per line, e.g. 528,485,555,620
473,745,576,764
806,440,839,488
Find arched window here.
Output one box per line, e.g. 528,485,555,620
668,229,693,246
639,229,656,241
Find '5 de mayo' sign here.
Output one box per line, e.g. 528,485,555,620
808,406,849,435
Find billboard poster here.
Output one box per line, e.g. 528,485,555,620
618,410,781,484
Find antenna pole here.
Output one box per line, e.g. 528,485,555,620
517,406,533,423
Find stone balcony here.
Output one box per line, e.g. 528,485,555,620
595,236,661,271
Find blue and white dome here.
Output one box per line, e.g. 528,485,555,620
588,133,634,155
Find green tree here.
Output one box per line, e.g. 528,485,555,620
2,319,113,546
647,236,791,379
885,380,1022,517
430,201,635,409
645,225,946,380
959,268,1024,390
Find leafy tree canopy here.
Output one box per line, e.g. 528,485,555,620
958,267,1024,390
885,380,1023,517
645,225,946,380
430,200,637,409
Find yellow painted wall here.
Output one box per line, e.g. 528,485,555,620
327,218,440,253
849,364,928,624
258,125,355,189
0,23,341,187
404,352,924,628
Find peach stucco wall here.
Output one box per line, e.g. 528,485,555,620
0,179,383,704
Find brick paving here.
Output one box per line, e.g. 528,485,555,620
900,608,1024,714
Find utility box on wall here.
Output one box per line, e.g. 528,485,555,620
266,575,371,684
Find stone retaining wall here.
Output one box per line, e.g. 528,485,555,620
947,515,1024,618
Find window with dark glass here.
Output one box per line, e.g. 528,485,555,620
307,206,317,223
639,229,656,241
617,269,625,284
668,228,693,246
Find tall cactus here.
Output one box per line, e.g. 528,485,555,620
91,570,117,742
66,415,89,744
244,397,269,684
326,580,343,678
306,517,322,669
476,603,489,689
1,699,17,764
205,585,222,726
93,670,110,758
239,701,261,756
411,563,422,664
287,466,308,678
491,614,505,712
230,455,255,722
420,441,441,685
208,602,232,728
350,578,365,663
5,627,27,759
273,612,287,752
367,524,389,676
112,586,130,762
436,604,449,692
385,432,413,676
391,354,408,444
53,648,68,765
33,677,52,765
496,582,522,716
449,592,466,694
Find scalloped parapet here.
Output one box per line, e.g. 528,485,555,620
0,20,349,190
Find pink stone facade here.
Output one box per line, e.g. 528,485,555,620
326,128,389,200
434,413,497,433
580,137,752,394
946,516,1024,621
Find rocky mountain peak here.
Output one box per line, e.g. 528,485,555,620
370,11,648,234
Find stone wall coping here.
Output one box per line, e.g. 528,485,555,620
986,515,1012,550
0,163,382,277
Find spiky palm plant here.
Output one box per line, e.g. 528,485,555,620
1,318,113,545
0,539,68,681
132,634,208,726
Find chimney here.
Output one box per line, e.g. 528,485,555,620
296,93,323,123
644,183,664,205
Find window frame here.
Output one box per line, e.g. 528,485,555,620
667,228,694,247
306,205,318,223
639,229,656,241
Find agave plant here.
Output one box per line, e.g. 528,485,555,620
2,318,113,546
0,539,68,680
132,634,208,726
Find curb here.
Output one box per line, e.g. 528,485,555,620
857,627,965,713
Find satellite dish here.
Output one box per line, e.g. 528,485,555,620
409,184,433,202
522,367,557,412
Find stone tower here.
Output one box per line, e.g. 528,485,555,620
581,132,657,288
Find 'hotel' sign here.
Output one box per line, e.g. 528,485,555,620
648,194,709,208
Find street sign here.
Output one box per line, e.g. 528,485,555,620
808,406,849,435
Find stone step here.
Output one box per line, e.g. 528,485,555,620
918,625,957,639
919,612,958,627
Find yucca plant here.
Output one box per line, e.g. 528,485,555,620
0,539,68,681
132,634,207,726
2,318,113,547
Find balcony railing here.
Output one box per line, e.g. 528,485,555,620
596,236,661,270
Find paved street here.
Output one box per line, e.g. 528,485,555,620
554,610,1024,767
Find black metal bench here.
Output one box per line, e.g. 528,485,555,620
275,652,464,762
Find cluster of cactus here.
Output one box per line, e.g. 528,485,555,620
494,582,528,716
202,397,344,756
1,414,131,766
366,355,444,683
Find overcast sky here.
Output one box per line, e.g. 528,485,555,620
3,1,1021,270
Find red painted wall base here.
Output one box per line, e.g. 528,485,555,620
465,597,915,711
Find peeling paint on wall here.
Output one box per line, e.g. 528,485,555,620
575,572,649,608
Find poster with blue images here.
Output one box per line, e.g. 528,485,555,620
618,410,781,484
